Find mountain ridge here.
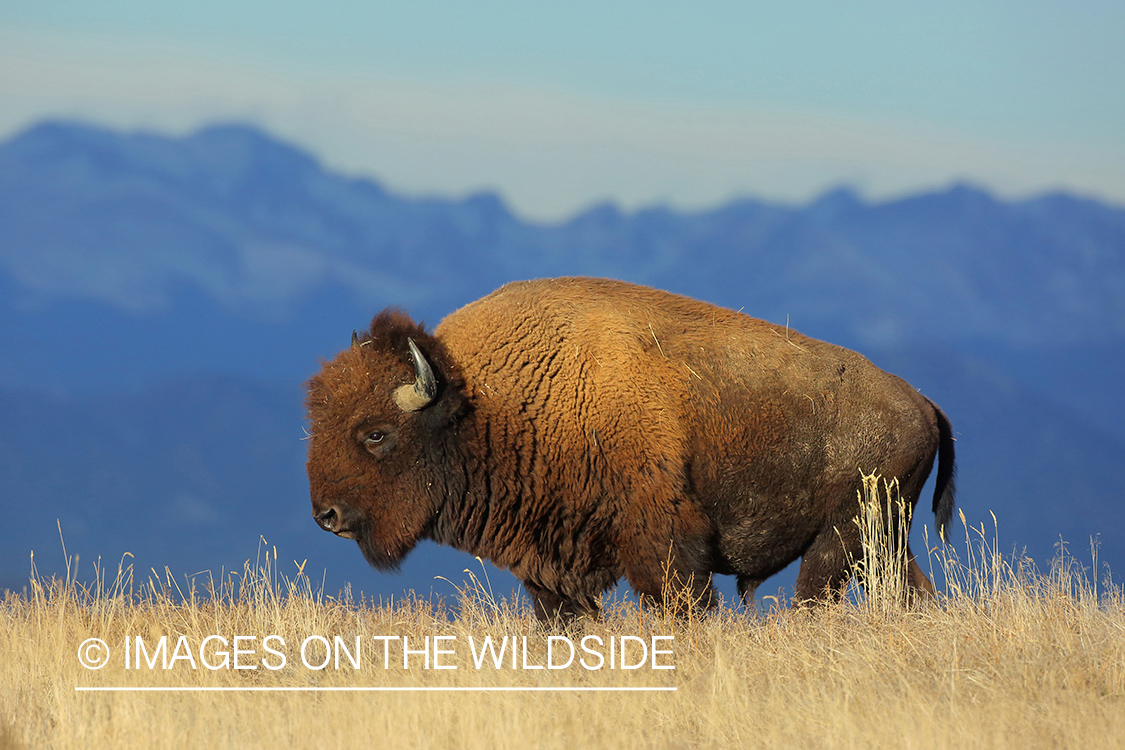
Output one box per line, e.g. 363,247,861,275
4,120,1124,349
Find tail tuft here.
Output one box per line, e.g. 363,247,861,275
930,400,957,542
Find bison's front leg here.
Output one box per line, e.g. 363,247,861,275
618,501,718,615
633,568,717,615
523,581,599,625
736,576,762,605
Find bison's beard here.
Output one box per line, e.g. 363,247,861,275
355,524,418,572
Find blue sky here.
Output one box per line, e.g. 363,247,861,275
2,1,1123,219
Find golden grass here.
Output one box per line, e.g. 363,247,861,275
3,499,1124,749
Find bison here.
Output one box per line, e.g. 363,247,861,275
306,277,955,620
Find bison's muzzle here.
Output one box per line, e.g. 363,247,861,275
314,503,361,540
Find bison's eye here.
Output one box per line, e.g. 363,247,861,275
355,425,395,457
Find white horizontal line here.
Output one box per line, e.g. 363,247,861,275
76,686,676,693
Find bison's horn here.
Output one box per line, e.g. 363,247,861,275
393,337,438,412
351,330,359,348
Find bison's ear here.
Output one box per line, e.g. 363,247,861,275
394,337,438,412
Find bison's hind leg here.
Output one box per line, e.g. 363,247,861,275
906,546,937,602
795,533,936,608
793,529,855,605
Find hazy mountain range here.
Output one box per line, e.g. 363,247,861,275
2,121,1123,601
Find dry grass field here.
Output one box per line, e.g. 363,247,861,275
3,486,1124,749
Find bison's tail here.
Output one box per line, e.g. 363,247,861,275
929,399,957,543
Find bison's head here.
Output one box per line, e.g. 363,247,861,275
304,309,467,570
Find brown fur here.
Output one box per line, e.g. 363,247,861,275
305,277,956,621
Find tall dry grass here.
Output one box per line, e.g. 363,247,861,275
2,487,1124,749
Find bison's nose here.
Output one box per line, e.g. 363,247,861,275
314,504,359,539
315,506,339,531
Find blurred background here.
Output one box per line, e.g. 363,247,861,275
2,2,1123,606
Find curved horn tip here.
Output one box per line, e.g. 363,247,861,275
394,337,439,412
351,330,360,347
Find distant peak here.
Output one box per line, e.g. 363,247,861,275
463,190,511,217
183,123,321,172
942,181,996,201
189,122,302,154
13,119,92,140
8,119,280,151
805,186,865,220
813,186,864,206
3,119,123,156
192,122,271,140
570,201,624,225
0,119,322,175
